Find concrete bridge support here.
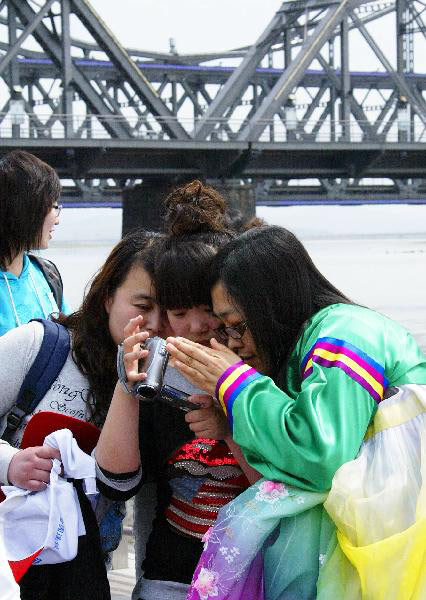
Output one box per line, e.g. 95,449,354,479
122,179,256,236
122,180,172,235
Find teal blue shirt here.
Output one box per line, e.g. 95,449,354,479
0,254,70,336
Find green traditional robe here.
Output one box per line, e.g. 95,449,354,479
216,303,426,491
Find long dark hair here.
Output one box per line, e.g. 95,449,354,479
155,180,234,309
57,230,160,425
209,225,352,379
0,151,61,268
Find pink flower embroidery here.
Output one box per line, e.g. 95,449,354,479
255,480,289,503
201,527,213,549
193,567,219,599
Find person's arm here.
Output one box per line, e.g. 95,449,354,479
95,382,141,473
219,365,376,491
0,325,39,485
184,394,261,484
0,440,19,485
166,335,377,492
0,323,61,488
95,316,149,475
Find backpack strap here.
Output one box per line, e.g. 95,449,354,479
28,254,64,310
1,319,71,443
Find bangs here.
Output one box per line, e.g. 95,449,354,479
155,241,214,309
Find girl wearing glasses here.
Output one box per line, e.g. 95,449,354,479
96,181,258,600
163,225,426,600
0,151,68,336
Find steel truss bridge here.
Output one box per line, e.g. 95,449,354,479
1,0,426,205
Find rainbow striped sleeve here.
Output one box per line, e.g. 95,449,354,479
215,361,263,430
301,336,388,403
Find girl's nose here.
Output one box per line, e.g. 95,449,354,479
146,309,163,337
191,319,209,334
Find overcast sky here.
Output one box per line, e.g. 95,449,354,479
89,0,284,55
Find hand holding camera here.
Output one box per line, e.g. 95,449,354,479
117,318,201,412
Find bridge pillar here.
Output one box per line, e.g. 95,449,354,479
122,179,256,237
211,180,256,229
122,180,172,235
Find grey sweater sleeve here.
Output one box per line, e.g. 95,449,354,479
0,322,44,484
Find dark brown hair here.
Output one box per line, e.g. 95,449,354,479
164,179,227,235
0,151,61,268
57,229,161,425
155,180,234,309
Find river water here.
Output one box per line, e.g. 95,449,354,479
42,204,426,352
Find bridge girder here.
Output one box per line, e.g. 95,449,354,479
1,0,426,203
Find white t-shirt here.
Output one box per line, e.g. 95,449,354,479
0,536,20,600
0,321,95,484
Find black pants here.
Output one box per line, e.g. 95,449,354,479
19,481,111,600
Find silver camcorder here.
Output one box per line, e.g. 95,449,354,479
134,337,200,412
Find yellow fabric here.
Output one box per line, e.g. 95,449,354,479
338,518,426,600
321,385,426,600
364,386,426,440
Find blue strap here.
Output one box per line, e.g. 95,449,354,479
19,319,70,412
1,319,70,442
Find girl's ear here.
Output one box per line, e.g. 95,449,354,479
104,296,112,314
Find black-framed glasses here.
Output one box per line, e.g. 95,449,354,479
216,320,249,342
52,203,62,216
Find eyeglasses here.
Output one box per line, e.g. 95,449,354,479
52,204,63,216
216,320,249,342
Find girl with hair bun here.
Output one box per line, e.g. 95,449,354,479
96,180,258,600
156,180,234,345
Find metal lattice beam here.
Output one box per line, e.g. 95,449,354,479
350,9,426,125
8,0,132,138
193,3,302,140
237,0,365,141
0,0,55,77
2,0,426,198
70,0,190,140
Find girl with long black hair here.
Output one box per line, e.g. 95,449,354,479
163,225,426,600
96,181,258,600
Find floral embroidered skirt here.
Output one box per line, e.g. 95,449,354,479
186,479,331,600
187,384,426,600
